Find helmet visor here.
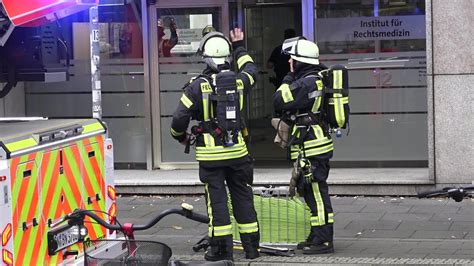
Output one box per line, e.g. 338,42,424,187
281,36,306,55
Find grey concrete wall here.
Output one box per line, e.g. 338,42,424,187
0,82,25,117
428,0,474,184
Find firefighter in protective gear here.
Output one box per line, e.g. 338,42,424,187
170,28,259,261
273,37,335,254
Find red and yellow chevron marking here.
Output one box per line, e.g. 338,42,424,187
9,135,108,266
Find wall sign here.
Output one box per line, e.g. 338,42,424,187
316,15,426,42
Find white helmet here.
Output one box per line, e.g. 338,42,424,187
198,32,232,70
282,37,320,65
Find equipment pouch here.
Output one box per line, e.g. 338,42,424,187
271,118,290,149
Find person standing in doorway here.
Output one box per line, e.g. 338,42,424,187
267,28,296,89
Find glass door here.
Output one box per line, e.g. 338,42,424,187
150,0,229,168
243,1,302,166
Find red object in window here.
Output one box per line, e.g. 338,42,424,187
1,0,98,27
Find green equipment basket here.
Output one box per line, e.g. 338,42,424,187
230,187,311,244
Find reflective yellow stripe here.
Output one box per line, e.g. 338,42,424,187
332,70,345,127
236,80,244,110
333,70,343,89
290,138,332,151
311,80,324,113
83,122,104,134
203,133,215,147
202,98,209,121
214,224,233,236
290,143,334,160
170,128,184,137
180,94,193,108
312,125,325,139
312,182,326,226
5,138,37,152
239,93,244,111
328,213,334,223
277,84,294,103
201,82,213,121
243,71,255,85
196,148,248,161
237,54,253,69
196,142,246,152
205,184,214,237
328,97,349,104
238,222,259,233
310,216,322,226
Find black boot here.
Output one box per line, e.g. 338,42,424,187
296,240,311,250
302,242,334,254
204,236,233,261
296,232,313,250
240,232,260,259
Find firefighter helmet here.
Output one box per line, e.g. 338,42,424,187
202,25,217,36
198,31,232,70
282,37,320,65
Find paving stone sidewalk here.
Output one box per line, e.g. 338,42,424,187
116,195,474,264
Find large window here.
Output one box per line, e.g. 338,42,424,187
315,0,428,166
24,0,146,168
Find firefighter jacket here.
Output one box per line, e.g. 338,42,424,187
170,41,257,163
273,63,334,160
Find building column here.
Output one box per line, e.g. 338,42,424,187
428,0,474,184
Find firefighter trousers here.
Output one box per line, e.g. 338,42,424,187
302,158,334,244
199,157,259,244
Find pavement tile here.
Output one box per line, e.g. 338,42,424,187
360,205,413,213
333,241,358,249
449,221,474,232
344,220,401,230
333,204,365,213
397,221,452,231
398,198,447,206
461,242,474,250
409,205,460,214
117,207,157,218
410,230,468,239
381,213,434,222
333,219,352,230
435,240,466,250
409,248,456,255
454,249,474,256
424,254,474,260
357,229,415,239
395,241,441,249
352,197,399,205
457,206,474,215
465,232,474,240
331,196,357,205
377,254,427,259
332,252,382,258
431,213,474,222
334,212,384,221
334,229,370,238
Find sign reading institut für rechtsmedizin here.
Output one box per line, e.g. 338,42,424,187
316,15,426,42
